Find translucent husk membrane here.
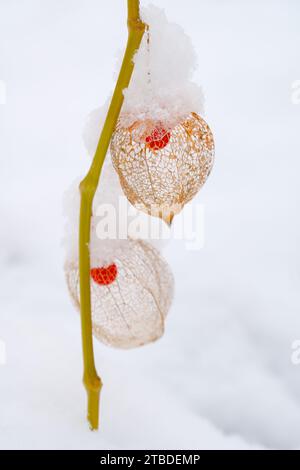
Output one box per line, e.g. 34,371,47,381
65,239,174,349
110,112,214,224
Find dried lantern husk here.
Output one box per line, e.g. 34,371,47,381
110,112,214,224
65,240,174,349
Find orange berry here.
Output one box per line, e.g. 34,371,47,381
90,264,118,286
145,127,170,151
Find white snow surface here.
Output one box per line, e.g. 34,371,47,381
1,0,300,450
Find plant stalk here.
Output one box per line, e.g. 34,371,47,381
78,0,146,430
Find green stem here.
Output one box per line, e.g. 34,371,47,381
78,0,146,430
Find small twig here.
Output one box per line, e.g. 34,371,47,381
78,0,146,430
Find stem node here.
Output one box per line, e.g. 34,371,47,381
83,373,103,430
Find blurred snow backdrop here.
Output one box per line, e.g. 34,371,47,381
0,0,300,450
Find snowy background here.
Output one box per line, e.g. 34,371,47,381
1,0,300,450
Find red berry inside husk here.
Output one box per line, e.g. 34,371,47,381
145,127,171,151
90,264,118,286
